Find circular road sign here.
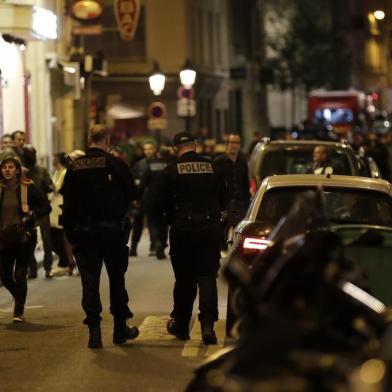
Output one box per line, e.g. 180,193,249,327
148,102,167,119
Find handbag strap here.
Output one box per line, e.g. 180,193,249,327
21,183,29,213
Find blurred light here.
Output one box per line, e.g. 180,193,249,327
148,61,165,96
32,7,57,39
374,10,386,20
372,92,379,101
368,105,376,113
360,359,386,384
384,121,390,127
342,282,386,313
19,44,26,51
180,59,196,87
64,66,76,74
243,237,271,250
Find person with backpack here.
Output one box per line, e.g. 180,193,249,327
0,157,51,322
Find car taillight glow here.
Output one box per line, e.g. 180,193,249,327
250,176,257,195
241,236,271,256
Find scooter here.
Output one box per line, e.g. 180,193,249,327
186,191,392,391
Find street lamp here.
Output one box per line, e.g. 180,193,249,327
374,10,386,20
179,59,196,88
149,61,166,96
179,59,196,132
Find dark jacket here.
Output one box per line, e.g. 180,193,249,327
26,165,54,195
214,153,251,210
160,151,227,229
62,147,137,239
0,179,51,229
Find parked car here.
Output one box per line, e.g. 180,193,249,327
226,174,392,335
248,139,362,194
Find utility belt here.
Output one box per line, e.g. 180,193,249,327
173,211,220,228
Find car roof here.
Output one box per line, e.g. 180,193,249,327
263,174,392,195
248,174,392,221
262,140,350,148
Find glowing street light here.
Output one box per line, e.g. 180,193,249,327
374,10,386,21
179,59,196,88
148,61,166,96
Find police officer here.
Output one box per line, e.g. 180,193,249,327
62,124,139,349
160,132,226,345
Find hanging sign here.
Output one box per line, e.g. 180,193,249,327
72,0,102,21
114,0,141,41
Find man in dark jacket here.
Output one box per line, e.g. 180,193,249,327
214,134,251,250
62,124,139,349
23,144,55,279
160,132,226,345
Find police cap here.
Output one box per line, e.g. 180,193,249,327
173,132,195,146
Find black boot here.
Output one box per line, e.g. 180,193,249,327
129,245,137,257
113,319,139,345
166,319,190,340
88,325,103,349
201,319,217,345
156,242,166,260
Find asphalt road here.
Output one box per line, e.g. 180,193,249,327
0,233,229,392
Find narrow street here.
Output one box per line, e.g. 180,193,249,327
0,233,229,392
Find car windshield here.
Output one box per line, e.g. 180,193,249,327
257,187,392,226
259,147,352,179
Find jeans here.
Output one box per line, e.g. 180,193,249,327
0,234,37,312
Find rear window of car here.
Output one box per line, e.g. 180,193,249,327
257,187,392,226
258,147,353,180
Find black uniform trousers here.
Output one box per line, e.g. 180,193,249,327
72,225,133,326
169,224,221,323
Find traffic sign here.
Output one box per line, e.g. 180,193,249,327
177,98,196,117
148,102,166,118
177,86,194,100
148,118,167,131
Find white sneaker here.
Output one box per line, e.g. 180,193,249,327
13,315,24,323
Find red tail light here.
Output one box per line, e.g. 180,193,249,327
250,176,258,195
240,235,271,256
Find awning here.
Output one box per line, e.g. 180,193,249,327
107,103,145,119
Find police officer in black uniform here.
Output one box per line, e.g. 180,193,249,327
160,132,226,345
62,124,139,349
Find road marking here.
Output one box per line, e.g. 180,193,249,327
0,305,44,313
181,320,226,357
137,315,174,342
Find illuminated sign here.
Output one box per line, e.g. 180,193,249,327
32,6,57,39
72,1,102,21
114,0,140,41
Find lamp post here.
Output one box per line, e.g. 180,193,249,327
148,61,166,146
179,59,196,133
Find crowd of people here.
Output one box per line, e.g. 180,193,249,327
1,124,390,348
0,126,252,348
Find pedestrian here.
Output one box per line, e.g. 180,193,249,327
50,152,75,276
62,124,139,349
11,130,26,165
142,146,172,259
160,132,226,345
310,145,334,174
0,157,51,322
129,142,157,256
214,134,251,250
23,145,54,278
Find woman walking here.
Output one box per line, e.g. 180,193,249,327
0,157,51,322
